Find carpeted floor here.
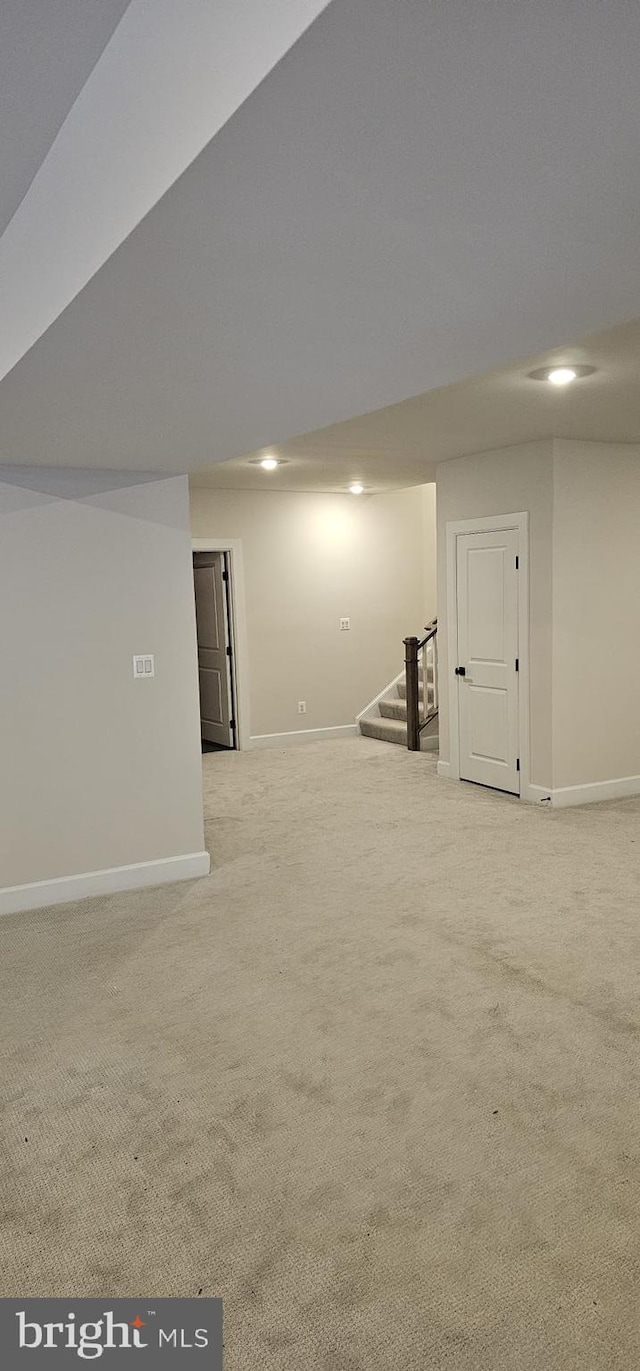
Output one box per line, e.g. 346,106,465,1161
2,737,640,1368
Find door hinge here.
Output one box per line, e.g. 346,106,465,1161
222,570,229,582
516,758,520,772
515,657,519,672
515,554,519,569
226,645,232,657
230,718,236,729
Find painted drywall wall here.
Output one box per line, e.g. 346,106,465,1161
190,484,436,738
552,439,640,789
436,441,553,788
422,483,437,625
0,471,206,892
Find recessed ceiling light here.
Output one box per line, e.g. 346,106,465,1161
547,367,577,386
527,364,596,384
260,457,279,470
349,483,364,495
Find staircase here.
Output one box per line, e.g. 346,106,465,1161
359,663,438,749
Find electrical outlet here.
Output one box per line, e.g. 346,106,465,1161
340,617,351,631
133,654,155,678
298,701,307,714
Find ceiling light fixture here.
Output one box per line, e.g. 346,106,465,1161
527,364,596,385
260,456,279,470
349,483,364,495
547,367,577,386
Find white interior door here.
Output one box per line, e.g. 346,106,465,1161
456,528,519,794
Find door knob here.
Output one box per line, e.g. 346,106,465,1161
455,666,466,677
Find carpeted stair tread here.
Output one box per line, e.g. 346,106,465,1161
397,681,434,703
359,716,407,745
397,680,433,698
380,699,408,721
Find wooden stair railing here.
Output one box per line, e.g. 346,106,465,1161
403,619,438,751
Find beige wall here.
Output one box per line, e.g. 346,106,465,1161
0,471,205,891
421,483,437,625
190,484,436,738
436,441,554,787
552,440,640,789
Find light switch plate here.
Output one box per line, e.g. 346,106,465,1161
340,617,351,631
133,654,155,678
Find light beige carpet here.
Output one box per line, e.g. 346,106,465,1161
2,738,640,1369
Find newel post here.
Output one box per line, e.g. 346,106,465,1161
403,636,420,751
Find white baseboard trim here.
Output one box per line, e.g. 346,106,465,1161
436,768,640,809
249,724,359,749
0,851,211,918
521,782,553,805
548,774,640,809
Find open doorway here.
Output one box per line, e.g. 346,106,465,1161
192,536,250,750
193,551,236,750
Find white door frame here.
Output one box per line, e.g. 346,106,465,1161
444,512,531,799
192,537,251,750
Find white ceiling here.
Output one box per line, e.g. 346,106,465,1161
0,0,330,382
191,318,640,492
0,0,130,234
1,0,640,472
